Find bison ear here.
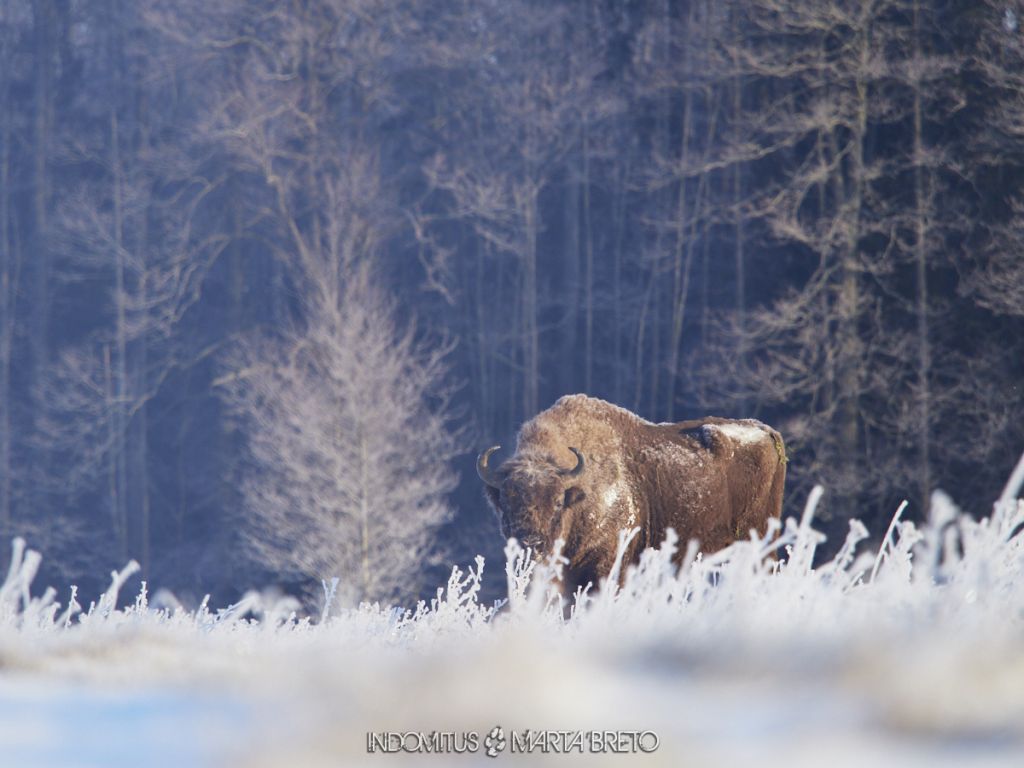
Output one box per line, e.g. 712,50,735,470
563,486,586,508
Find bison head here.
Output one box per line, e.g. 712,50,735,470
476,445,587,554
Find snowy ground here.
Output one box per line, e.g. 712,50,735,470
1,458,1023,767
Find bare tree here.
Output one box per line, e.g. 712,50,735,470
690,0,965,525
145,2,463,602
630,0,735,421
968,209,1024,318
419,0,615,425
0,2,26,535
39,196,222,562
148,0,407,284
1,0,1021,596
969,3,1024,320
219,267,459,605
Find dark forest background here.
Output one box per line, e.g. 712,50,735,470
1,0,1022,606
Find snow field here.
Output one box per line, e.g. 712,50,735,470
0,455,1022,767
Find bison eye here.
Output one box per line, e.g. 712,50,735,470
563,487,586,508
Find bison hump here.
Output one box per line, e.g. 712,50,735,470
680,420,770,455
678,424,720,452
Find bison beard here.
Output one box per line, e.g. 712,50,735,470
477,394,786,597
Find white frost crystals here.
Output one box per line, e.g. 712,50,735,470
0,453,1023,767
709,420,769,445
601,484,620,509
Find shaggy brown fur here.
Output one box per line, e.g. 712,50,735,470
480,394,786,596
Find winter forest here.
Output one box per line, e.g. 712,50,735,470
1,0,1023,608
3,2,1024,765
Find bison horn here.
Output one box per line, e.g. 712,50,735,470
557,447,585,477
476,445,503,489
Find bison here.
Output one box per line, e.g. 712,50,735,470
477,394,786,595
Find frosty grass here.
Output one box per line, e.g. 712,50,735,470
0,455,1022,767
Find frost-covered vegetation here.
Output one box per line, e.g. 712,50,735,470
1,457,1023,767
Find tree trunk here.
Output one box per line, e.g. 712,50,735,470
357,423,371,600
523,185,539,417
474,237,491,435
611,155,628,404
111,109,129,563
912,0,931,510
582,124,595,395
30,0,54,391
561,151,580,398
732,32,746,414
665,56,694,422
104,344,121,549
136,214,151,578
836,23,871,500
0,28,13,531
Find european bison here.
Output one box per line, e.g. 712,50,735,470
477,394,786,595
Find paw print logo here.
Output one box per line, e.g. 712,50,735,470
483,725,506,757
